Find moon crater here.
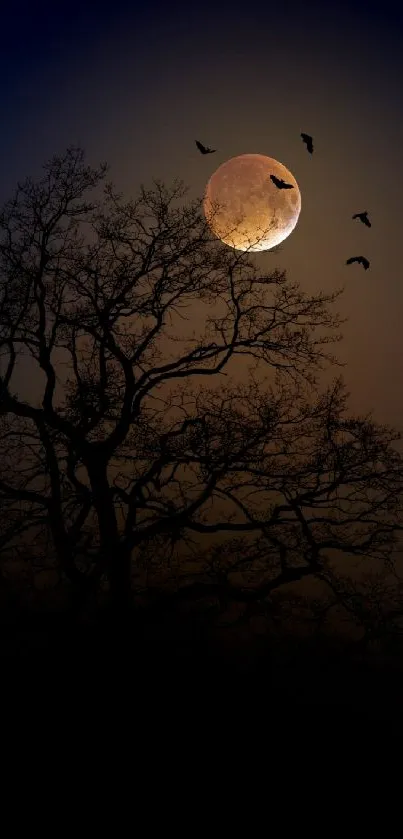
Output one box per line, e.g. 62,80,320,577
203,153,301,252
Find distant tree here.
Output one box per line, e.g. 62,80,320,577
0,147,402,629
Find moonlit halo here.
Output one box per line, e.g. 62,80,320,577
203,153,301,252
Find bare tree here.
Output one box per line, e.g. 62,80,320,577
0,147,402,628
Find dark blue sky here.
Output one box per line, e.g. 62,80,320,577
1,0,403,430
2,0,402,179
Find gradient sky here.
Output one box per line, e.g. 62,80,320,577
1,0,403,433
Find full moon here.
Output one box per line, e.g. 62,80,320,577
203,153,301,252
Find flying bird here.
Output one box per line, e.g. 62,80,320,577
352,211,371,227
195,140,216,155
270,174,294,190
301,133,314,154
346,256,370,270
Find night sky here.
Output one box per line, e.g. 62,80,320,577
1,0,403,431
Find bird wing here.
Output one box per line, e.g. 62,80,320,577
346,257,356,264
196,140,205,153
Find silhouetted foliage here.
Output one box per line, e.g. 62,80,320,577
0,146,402,646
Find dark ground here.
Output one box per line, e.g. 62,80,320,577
2,598,403,736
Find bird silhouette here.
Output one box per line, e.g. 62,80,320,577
270,174,294,190
352,211,371,227
195,140,216,155
301,133,314,154
346,256,370,270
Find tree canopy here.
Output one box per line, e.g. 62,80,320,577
1,147,402,636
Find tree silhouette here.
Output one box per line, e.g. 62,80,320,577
0,147,402,632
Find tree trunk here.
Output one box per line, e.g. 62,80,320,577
86,458,133,625
107,547,133,617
